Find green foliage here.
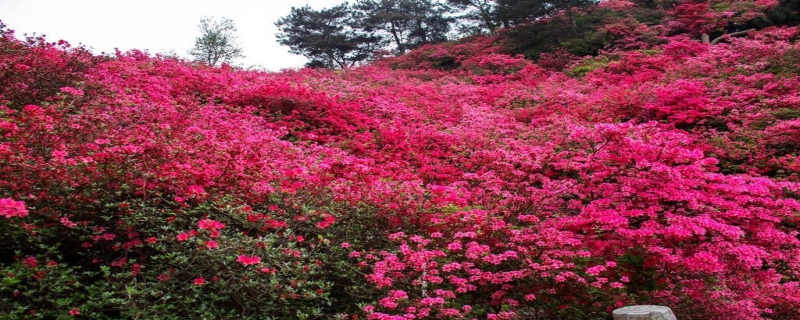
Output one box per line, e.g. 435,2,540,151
0,251,106,319
766,48,800,77
505,16,602,59
276,0,453,68
276,4,381,69
446,0,500,34
566,56,612,77
773,107,800,120
505,5,664,60
355,0,453,54
758,0,800,27
0,194,392,319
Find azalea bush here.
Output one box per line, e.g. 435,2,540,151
0,195,392,319
2,3,800,318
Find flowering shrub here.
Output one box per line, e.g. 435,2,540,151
0,193,392,318
0,198,28,218
2,7,800,319
0,22,101,110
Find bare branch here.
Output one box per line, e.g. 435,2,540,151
711,29,755,45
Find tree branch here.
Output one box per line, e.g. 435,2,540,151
710,29,755,45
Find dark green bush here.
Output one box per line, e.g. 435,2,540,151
0,193,393,319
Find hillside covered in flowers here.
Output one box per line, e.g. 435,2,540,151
2,1,800,319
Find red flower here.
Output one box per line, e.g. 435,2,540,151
316,215,336,229
176,233,190,241
22,256,37,268
131,263,141,276
197,219,225,231
193,277,206,285
205,240,219,249
68,308,80,316
237,255,261,266
265,219,288,229
59,217,77,228
260,267,276,274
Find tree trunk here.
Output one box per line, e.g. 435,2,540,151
326,49,335,69
476,2,496,34
390,21,405,54
417,19,427,43
565,3,577,34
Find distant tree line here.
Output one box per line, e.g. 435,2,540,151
190,0,800,68
275,0,600,68
448,0,596,34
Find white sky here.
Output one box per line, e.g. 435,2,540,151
0,0,347,71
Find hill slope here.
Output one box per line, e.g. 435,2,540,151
2,9,800,320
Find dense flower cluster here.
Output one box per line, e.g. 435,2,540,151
0,198,28,219
1,5,800,319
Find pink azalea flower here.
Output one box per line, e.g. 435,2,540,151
197,218,225,230
237,254,261,266
0,198,29,219
176,233,190,241
59,86,84,96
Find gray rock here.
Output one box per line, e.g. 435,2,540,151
612,305,677,320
